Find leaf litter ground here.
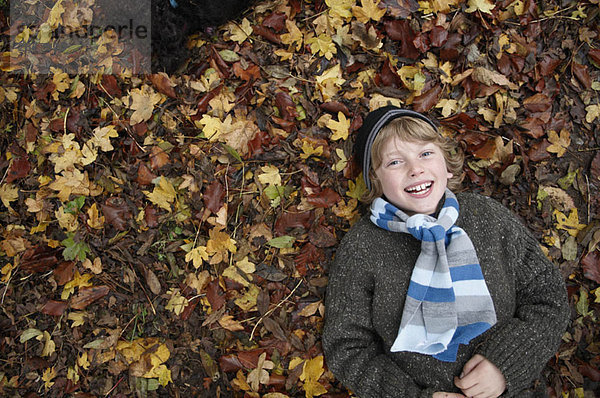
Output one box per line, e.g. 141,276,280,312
0,0,600,397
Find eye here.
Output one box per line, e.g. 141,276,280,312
386,159,404,167
421,150,434,158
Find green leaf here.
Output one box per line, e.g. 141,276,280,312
576,288,593,317
64,196,85,214
222,144,242,163
558,170,577,190
62,236,90,261
267,236,295,248
19,328,43,343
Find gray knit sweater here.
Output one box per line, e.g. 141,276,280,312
323,192,570,398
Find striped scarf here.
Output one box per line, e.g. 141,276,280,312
370,189,497,362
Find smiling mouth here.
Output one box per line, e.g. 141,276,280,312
405,182,432,195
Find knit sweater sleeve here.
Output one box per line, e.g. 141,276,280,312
322,233,436,398
474,200,570,396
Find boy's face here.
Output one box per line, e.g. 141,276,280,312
374,136,452,215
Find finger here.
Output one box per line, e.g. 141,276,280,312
460,354,485,378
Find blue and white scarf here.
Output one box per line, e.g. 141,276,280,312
370,189,497,362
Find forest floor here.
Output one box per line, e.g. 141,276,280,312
1,0,599,397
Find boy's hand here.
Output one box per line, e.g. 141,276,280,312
453,354,506,398
433,393,466,398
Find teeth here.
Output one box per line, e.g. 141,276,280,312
406,183,431,193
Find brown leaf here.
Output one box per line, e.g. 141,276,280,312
384,20,420,59
523,93,552,113
150,146,170,170
203,180,226,213
308,224,337,248
527,139,552,162
6,158,31,183
440,33,461,61
69,286,110,310
262,12,287,32
101,197,131,231
320,101,350,117
274,210,314,236
136,162,157,186
144,204,158,228
206,279,226,311
233,62,261,81
41,300,68,316
53,261,75,286
149,73,177,98
100,74,122,97
143,266,161,295
589,49,600,65
582,250,600,284
306,188,341,208
253,25,281,44
412,85,442,113
210,45,230,79
378,58,402,88
591,152,600,185
21,246,62,273
572,62,591,90
430,25,448,47
538,55,562,77
275,91,299,121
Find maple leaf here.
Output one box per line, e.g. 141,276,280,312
56,205,79,232
41,331,56,357
300,140,324,160
68,311,87,328
307,34,337,60
144,176,176,212
62,270,93,300
300,356,328,398
127,85,163,125
328,112,350,141
197,114,223,141
546,129,571,157
51,68,70,100
247,352,274,391
86,203,105,229
90,126,118,152
258,165,282,186
166,288,189,316
227,18,253,43
465,0,495,14
234,284,260,311
332,148,348,172
554,209,586,237
326,0,354,19
185,246,210,269
281,20,303,51
0,183,19,209
42,366,57,391
347,175,367,200
352,0,387,24
206,228,237,255
585,104,600,123
223,257,255,287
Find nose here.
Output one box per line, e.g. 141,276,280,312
408,160,424,177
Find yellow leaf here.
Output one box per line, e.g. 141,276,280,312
332,198,358,221
300,140,324,160
185,246,210,268
165,289,189,316
347,174,366,200
332,148,347,172
300,356,328,398
465,0,495,14
0,183,19,209
218,314,245,332
68,311,87,327
554,209,586,237
306,34,337,60
197,114,223,141
281,20,303,51
546,129,570,157
247,352,274,391
41,331,56,357
235,284,260,311
585,104,600,123
51,67,70,100
77,352,90,370
82,257,103,274
206,228,237,254
42,366,57,390
352,0,386,23
47,0,65,28
398,65,426,96
327,112,350,141
326,0,354,19
86,203,105,229
144,176,176,212
128,85,163,125
62,270,93,300
258,165,282,186
227,18,253,43
90,125,118,152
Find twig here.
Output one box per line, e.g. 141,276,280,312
249,280,302,341
104,375,125,397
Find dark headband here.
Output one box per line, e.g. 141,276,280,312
353,106,438,190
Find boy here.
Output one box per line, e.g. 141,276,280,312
322,106,570,398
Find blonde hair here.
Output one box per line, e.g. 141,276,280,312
362,117,464,203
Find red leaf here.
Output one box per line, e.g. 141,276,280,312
274,210,314,236
206,279,226,311
579,363,600,382
21,246,62,273
210,46,230,79
526,139,551,162
100,74,122,97
69,286,110,310
262,12,287,32
150,146,170,170
295,243,325,267
589,49,600,65
538,55,562,77
523,93,552,113
320,101,350,117
136,162,156,186
41,300,68,316
413,32,430,53
306,188,341,208
253,25,281,44
308,224,337,248
194,85,223,118
430,25,448,47
582,250,600,284
384,20,420,59
440,33,461,61
101,197,131,231
275,91,299,121
378,58,402,88
149,73,177,98
6,158,31,183
232,62,261,81
144,204,158,228
203,180,226,213
412,85,442,113
572,62,591,89
53,261,75,286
